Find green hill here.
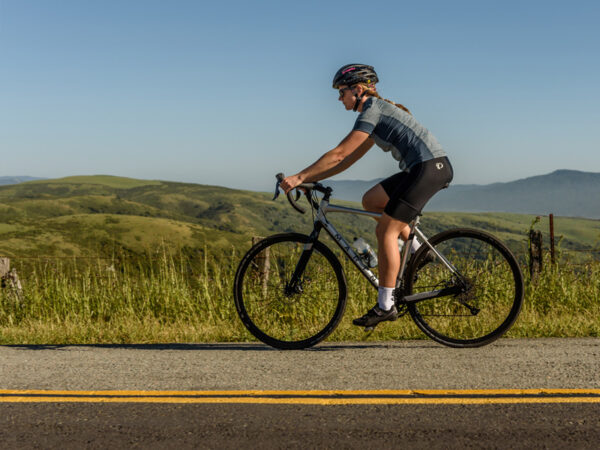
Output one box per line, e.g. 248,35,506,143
0,175,598,259
0,175,377,257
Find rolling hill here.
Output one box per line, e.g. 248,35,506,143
0,175,378,257
0,175,598,259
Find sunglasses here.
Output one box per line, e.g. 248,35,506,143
338,86,353,97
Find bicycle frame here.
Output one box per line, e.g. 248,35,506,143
295,194,464,304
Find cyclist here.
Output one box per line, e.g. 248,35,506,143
281,64,453,328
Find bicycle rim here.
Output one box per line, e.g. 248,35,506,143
405,228,523,347
234,233,347,349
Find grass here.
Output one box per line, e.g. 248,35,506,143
0,247,598,345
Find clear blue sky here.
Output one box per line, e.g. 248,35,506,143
1,0,599,192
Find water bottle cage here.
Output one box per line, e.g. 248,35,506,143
359,251,370,266
360,250,376,268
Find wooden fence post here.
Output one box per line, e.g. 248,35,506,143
0,257,9,280
252,237,270,295
1,257,23,302
529,230,543,279
549,213,555,264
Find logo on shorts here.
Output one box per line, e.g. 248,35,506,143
436,162,444,170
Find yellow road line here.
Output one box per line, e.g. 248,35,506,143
1,388,600,396
1,389,600,405
1,396,600,405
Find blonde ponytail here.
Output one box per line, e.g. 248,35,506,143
357,83,412,115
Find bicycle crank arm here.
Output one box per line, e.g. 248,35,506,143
399,285,464,304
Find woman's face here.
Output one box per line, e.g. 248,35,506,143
338,85,356,110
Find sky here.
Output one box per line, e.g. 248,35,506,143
1,0,599,192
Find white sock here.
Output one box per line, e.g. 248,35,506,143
377,287,395,311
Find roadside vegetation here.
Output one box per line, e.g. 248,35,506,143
0,175,598,344
0,248,598,345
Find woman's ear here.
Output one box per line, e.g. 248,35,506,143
352,84,365,96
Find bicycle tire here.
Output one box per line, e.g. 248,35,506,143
234,233,347,349
404,228,523,348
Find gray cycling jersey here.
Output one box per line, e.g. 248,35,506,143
353,97,446,171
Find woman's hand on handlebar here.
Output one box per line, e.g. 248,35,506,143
280,174,305,194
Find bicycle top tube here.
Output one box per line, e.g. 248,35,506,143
274,172,424,230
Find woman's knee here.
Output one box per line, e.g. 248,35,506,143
375,220,394,241
376,214,408,241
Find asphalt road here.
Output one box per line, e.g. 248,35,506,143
1,338,599,448
2,403,599,449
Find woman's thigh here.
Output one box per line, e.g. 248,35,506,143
362,183,389,212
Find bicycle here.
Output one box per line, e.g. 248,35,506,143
233,173,524,350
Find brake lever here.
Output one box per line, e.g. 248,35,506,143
273,173,307,214
273,172,285,200
273,180,281,200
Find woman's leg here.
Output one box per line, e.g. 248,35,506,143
376,213,409,288
354,160,453,327
362,184,388,213
352,211,408,327
362,184,410,241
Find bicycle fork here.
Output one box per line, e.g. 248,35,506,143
284,225,322,296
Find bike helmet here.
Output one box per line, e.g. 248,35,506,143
332,64,379,89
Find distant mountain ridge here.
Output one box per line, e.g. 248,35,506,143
0,176,46,185
326,170,600,219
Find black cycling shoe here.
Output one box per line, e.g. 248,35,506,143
353,305,398,328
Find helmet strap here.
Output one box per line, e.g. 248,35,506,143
352,90,364,112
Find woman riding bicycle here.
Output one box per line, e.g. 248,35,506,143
281,64,453,329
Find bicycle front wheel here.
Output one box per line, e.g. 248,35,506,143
234,233,347,349
404,228,523,348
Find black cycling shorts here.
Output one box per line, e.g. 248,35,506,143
380,156,453,223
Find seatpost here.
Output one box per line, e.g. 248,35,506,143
396,216,420,287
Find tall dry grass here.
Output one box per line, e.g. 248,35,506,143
0,249,598,344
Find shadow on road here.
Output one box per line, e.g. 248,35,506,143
6,342,439,352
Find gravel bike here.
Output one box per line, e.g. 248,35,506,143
233,174,524,350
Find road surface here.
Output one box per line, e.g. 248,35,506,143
1,338,599,448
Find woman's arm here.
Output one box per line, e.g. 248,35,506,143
281,131,374,193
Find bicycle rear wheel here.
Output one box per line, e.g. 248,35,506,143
404,228,523,348
234,233,347,349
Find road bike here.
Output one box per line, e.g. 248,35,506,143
233,174,524,350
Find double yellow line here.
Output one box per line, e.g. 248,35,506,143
1,389,600,405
